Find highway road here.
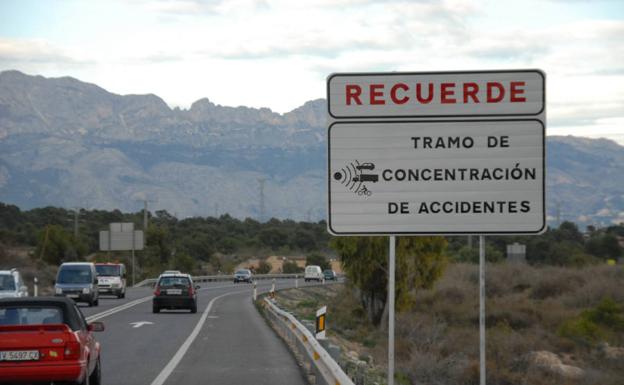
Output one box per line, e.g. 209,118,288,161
77,279,320,385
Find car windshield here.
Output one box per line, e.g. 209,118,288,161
159,277,190,287
0,275,16,291
57,266,92,284
0,306,64,326
96,265,121,276
236,270,249,275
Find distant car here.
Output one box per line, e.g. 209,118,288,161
0,296,104,384
54,263,99,307
153,274,199,313
0,269,29,298
323,269,337,281
233,269,252,283
95,263,127,299
304,265,324,282
356,163,375,171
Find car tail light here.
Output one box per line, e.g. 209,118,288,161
64,341,81,360
188,286,194,296
154,286,161,296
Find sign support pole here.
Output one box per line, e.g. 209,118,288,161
132,230,136,288
479,235,486,385
388,235,396,385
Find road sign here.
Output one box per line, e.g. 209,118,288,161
326,69,546,235
99,223,144,251
328,119,544,234
327,70,545,118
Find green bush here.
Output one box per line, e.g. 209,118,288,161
558,297,624,346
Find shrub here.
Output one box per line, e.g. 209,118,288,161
558,297,624,346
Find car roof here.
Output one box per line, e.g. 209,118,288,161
159,273,191,278
95,262,123,265
61,262,94,266
0,297,83,330
0,269,18,275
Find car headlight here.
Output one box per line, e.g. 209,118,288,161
55,287,63,295
82,287,91,294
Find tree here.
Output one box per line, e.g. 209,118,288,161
282,260,303,273
35,225,86,265
256,260,272,274
330,236,448,327
306,253,330,270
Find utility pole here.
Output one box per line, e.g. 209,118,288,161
258,178,266,222
73,208,79,239
136,198,156,231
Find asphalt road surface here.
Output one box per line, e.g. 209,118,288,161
77,279,324,385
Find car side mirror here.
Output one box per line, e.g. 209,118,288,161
88,322,105,332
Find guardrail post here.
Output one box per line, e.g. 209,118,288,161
253,281,257,301
33,277,38,297
271,278,275,299
295,275,298,289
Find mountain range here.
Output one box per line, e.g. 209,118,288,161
0,70,622,227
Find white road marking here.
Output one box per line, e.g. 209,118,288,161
149,290,246,385
84,283,257,322
130,321,154,328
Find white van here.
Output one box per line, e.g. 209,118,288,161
304,265,323,282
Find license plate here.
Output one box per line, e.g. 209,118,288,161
167,289,182,295
0,350,40,361
67,294,79,298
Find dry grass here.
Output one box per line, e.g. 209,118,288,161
274,263,624,385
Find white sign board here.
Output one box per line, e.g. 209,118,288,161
327,70,546,235
328,70,545,118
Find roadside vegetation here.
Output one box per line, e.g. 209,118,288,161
276,263,624,385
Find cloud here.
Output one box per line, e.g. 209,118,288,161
0,38,91,67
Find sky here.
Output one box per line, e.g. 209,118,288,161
0,0,623,143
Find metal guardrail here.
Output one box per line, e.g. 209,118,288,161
133,273,303,287
262,297,354,385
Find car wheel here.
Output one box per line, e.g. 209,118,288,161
121,291,126,299
94,298,99,306
88,299,93,307
153,304,160,313
190,301,197,313
89,356,102,385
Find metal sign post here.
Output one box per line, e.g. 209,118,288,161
479,235,486,385
388,236,396,385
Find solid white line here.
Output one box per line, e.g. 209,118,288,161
86,296,152,322
149,290,244,385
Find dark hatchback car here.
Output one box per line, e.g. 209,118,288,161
152,274,199,314
323,269,337,281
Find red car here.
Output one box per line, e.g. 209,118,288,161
0,297,104,384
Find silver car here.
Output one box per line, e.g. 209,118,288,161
233,269,252,283
0,269,29,298
54,262,100,307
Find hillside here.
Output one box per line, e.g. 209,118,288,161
0,70,622,226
